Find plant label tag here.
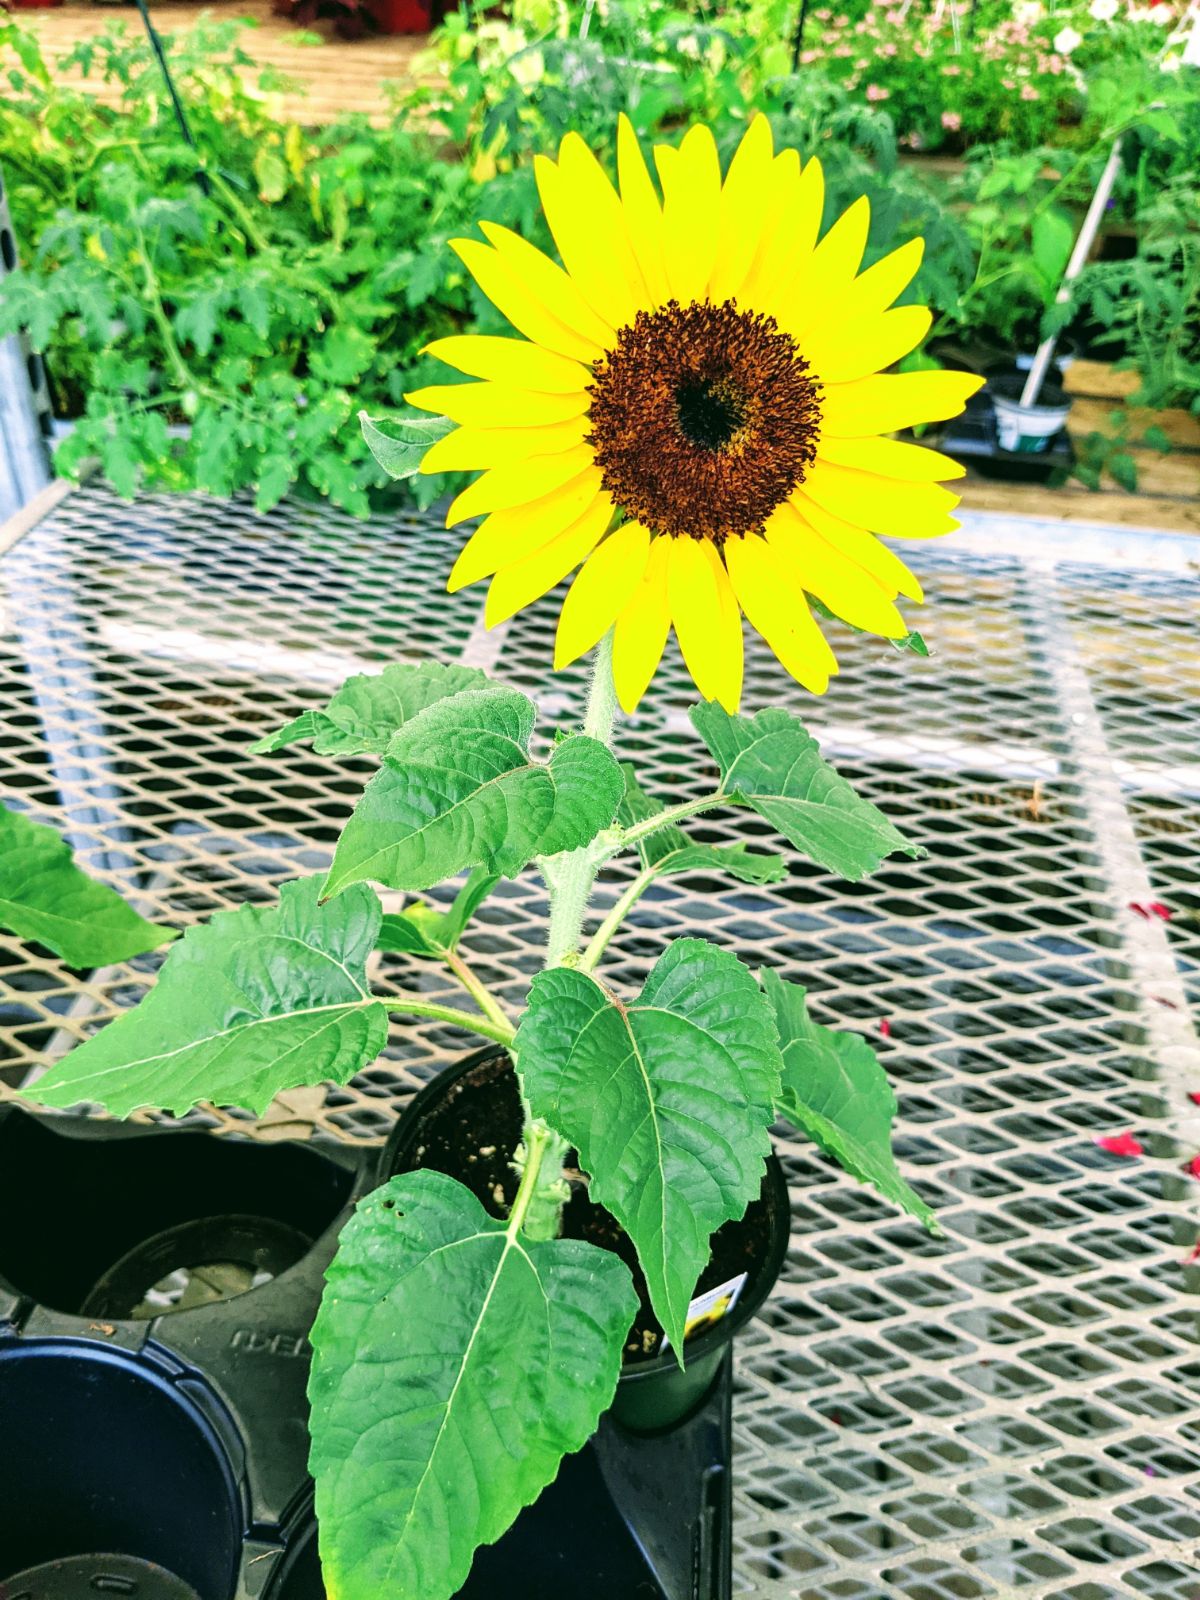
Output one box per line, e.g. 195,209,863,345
1184,15,1200,66
660,1272,749,1355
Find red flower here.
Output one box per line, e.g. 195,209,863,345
1095,1131,1144,1158
879,1018,892,1038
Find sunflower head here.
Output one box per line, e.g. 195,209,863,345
408,116,983,714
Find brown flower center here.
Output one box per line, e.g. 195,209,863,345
587,298,821,542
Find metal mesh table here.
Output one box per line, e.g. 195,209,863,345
1,482,1198,1598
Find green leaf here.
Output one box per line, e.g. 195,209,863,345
889,629,930,658
378,866,499,958
0,806,174,968
324,688,623,897
762,968,935,1229
28,878,387,1117
360,410,456,481
308,1170,636,1600
517,938,782,1352
618,767,785,885
250,661,489,757
1031,209,1075,289
690,702,921,882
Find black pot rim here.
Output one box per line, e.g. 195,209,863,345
378,1047,790,1382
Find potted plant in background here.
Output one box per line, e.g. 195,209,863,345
26,115,981,1599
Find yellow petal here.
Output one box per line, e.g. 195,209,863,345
724,534,837,694
708,114,775,305
800,460,960,539
478,221,617,342
555,521,651,668
612,535,671,712
667,535,738,707
817,434,965,483
445,444,595,525
765,502,908,637
744,153,824,312
419,415,589,474
792,494,925,602
617,114,671,308
819,370,985,437
450,237,605,365
699,540,744,712
805,305,933,386
656,125,721,307
448,468,605,590
536,135,646,329
423,335,591,394
407,383,589,429
783,195,871,341
738,149,801,307
485,493,613,626
843,236,925,318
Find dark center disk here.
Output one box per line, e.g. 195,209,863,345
587,298,822,542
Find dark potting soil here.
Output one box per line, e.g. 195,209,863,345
394,1054,776,1365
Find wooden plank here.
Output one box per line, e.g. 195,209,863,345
1069,397,1200,452
959,478,1200,535
13,0,429,126
1064,360,1141,400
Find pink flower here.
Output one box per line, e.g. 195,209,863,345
865,82,891,99
1095,1132,1144,1158
833,42,853,55
855,57,869,68
814,7,832,17
941,110,963,129
943,61,963,73
1021,83,1041,98
800,47,820,61
881,40,898,54
1002,76,1016,88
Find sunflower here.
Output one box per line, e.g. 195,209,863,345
407,116,983,713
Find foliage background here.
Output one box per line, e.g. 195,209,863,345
0,0,1196,511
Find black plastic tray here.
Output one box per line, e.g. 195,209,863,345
0,1105,733,1600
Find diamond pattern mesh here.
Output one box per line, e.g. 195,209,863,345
1,483,1197,1597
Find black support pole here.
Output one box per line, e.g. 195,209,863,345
132,0,211,195
791,0,813,72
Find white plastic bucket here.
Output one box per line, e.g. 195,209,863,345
992,390,1072,454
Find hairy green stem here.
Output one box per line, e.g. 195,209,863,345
386,997,514,1047
510,632,621,1239
541,632,621,968
618,793,725,850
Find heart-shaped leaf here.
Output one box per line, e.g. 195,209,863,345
691,702,921,882
517,938,782,1352
762,967,935,1229
324,687,623,897
28,878,387,1117
308,1170,636,1600
251,661,488,757
0,805,174,969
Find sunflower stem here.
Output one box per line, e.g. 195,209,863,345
542,630,620,967
514,632,621,1240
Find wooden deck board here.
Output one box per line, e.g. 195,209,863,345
15,0,429,126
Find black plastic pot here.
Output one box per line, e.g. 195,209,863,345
379,1049,791,1433
939,368,1074,484
0,1105,373,1600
